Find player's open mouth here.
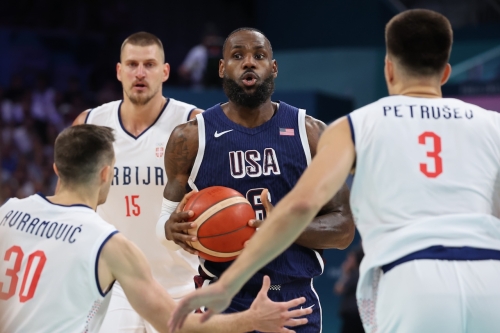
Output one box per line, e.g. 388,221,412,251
133,83,148,90
241,72,258,87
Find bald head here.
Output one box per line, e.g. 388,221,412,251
222,27,273,58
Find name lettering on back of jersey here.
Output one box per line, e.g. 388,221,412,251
112,166,165,186
383,104,473,120
229,148,281,179
0,210,82,244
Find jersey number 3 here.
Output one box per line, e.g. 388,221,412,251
419,131,442,178
0,246,47,302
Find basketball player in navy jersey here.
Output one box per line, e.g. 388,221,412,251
157,28,355,333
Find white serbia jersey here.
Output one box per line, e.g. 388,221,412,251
0,194,117,333
348,95,500,329
85,98,199,298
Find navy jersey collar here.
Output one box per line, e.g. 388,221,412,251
212,101,284,135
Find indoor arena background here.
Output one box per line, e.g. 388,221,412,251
1,1,499,332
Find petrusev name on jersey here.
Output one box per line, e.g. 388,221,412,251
1,210,82,244
383,104,474,119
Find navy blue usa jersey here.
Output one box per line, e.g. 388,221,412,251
188,101,324,289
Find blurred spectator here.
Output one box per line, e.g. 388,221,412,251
334,244,365,333
31,73,63,143
1,75,25,126
178,25,224,89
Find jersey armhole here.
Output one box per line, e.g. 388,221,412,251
187,113,206,191
298,109,312,165
346,114,356,146
84,109,94,124
94,230,119,297
186,108,196,122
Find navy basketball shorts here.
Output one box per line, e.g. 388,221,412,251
221,279,322,333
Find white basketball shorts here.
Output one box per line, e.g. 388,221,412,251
375,259,500,333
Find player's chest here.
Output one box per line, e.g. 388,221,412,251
111,133,167,187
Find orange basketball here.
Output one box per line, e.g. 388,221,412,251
183,186,256,262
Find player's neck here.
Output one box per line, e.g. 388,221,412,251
390,84,443,99
222,100,277,128
120,95,167,136
47,184,99,210
389,76,443,99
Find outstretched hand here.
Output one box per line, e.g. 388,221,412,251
168,276,312,333
249,276,311,332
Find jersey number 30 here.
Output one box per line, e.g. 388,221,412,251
0,246,46,302
419,131,442,178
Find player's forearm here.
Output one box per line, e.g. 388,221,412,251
295,211,355,249
179,311,254,333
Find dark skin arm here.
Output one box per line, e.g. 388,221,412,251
162,119,200,254
250,116,355,250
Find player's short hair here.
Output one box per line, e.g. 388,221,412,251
120,31,165,62
55,125,115,186
222,27,273,57
385,9,453,77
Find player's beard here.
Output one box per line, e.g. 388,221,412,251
222,73,275,109
124,84,160,106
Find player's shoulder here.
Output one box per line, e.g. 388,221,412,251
75,100,122,125
167,97,198,112
0,197,21,210
89,100,122,116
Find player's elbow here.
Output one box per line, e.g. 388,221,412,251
336,217,355,250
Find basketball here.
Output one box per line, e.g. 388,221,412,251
183,186,256,262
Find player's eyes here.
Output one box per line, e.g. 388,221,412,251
255,54,265,60
233,54,242,59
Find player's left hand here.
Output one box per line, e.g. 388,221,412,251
248,275,311,332
168,279,233,332
248,188,274,229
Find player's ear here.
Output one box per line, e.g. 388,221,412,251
384,55,394,84
100,165,112,184
440,63,451,85
116,63,122,82
272,59,278,79
219,59,225,79
53,163,59,177
163,63,170,82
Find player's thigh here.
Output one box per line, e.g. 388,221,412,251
99,283,149,333
376,260,462,333
462,260,500,333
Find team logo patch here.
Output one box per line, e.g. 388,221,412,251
155,143,165,158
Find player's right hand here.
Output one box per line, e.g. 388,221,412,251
164,191,199,255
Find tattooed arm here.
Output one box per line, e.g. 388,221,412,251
295,116,355,249
160,119,200,254
250,116,354,250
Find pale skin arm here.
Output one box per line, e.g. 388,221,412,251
169,117,356,331
73,109,91,125
99,233,311,333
